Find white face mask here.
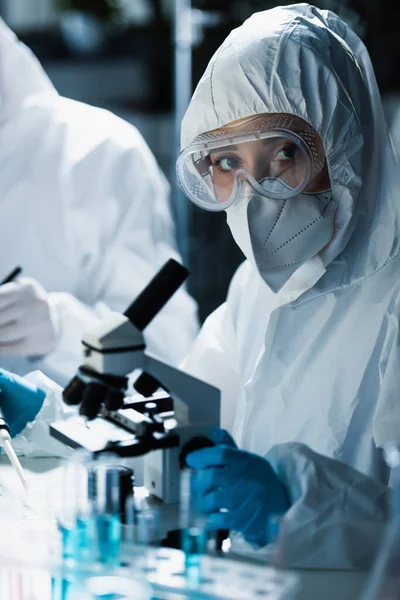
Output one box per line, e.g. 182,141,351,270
226,188,334,295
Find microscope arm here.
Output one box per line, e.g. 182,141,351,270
140,354,220,427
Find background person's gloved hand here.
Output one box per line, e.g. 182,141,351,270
0,368,46,437
186,429,290,547
0,278,56,357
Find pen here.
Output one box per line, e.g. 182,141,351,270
0,266,23,286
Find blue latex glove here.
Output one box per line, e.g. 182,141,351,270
0,368,46,438
186,429,290,547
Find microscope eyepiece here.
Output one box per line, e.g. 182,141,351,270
124,259,188,331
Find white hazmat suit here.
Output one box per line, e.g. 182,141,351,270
0,19,198,385
179,4,400,568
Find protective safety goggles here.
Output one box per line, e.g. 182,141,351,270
177,115,325,212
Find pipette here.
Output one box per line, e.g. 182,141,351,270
0,406,29,493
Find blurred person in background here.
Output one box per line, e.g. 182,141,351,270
0,18,198,386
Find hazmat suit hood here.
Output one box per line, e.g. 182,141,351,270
0,18,56,120
181,3,399,298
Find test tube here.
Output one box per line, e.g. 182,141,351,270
125,495,161,573
89,463,122,566
52,453,95,600
180,468,207,586
267,514,283,545
56,454,95,563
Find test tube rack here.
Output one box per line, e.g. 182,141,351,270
135,546,299,600
0,547,298,600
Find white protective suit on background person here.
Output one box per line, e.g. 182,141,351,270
178,4,400,567
0,19,198,386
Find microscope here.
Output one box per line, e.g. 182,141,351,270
50,259,220,509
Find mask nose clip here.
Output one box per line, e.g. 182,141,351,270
230,176,257,208
235,169,249,185
231,171,276,207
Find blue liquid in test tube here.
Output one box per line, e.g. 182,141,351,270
180,469,207,587
97,513,122,566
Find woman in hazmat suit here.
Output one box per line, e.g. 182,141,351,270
0,19,198,386
178,3,399,567
0,4,397,569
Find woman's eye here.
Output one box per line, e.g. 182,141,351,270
275,144,298,161
213,155,241,172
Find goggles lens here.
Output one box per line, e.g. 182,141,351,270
177,121,324,212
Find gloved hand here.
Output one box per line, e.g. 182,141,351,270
0,368,46,437
186,429,290,547
0,277,56,357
